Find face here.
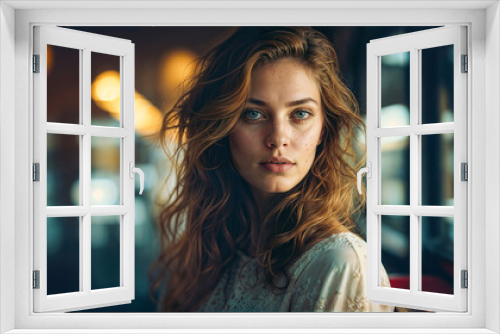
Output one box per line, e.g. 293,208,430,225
229,58,324,203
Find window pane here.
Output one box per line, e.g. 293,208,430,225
47,134,80,206
421,133,454,206
91,216,121,290
381,215,410,289
47,45,80,124
91,137,121,206
91,52,121,127
381,52,410,127
421,45,454,124
47,217,80,295
421,216,454,294
381,136,410,205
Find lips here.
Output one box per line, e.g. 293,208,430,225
259,156,295,173
261,156,293,164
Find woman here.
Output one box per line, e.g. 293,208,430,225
150,27,394,312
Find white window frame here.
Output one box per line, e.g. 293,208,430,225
33,26,136,313
0,1,499,333
365,26,468,312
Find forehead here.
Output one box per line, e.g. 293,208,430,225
249,58,320,97
252,57,314,79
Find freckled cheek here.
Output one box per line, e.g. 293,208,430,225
297,133,320,151
296,132,321,165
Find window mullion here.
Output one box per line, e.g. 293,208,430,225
413,123,454,135
372,123,454,137
82,47,92,294
47,123,87,135
78,47,84,294
409,47,420,294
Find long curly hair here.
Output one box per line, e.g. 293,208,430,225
149,27,366,312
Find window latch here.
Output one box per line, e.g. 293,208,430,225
129,162,144,195
357,162,372,195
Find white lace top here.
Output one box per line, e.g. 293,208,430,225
196,232,394,312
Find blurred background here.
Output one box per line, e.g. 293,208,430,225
45,26,454,312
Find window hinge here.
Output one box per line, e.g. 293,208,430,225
33,163,40,182
461,270,468,289
33,270,40,289
461,162,468,181
33,54,40,73
461,54,468,73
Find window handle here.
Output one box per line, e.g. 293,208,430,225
357,162,371,195
129,162,145,195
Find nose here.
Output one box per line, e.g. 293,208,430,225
265,119,290,149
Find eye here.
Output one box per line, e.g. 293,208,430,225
293,110,312,121
242,109,264,121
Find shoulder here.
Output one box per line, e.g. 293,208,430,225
291,232,367,280
314,232,366,263
287,232,394,312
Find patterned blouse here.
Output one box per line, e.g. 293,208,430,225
197,231,394,312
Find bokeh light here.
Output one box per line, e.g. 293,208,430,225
91,70,163,136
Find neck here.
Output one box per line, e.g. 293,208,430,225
250,187,276,222
243,186,278,256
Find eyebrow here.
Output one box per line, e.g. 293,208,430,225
248,97,318,107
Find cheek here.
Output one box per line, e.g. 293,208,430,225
229,127,256,161
299,129,322,152
296,126,323,166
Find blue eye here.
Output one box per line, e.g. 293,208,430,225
294,110,312,120
243,109,263,120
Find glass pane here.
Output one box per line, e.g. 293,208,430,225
91,216,120,290
381,215,410,289
91,52,121,127
421,45,454,124
421,133,454,206
421,216,454,294
91,137,121,205
47,45,80,124
47,134,80,206
381,52,410,127
381,136,410,205
47,217,80,295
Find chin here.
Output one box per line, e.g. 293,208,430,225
259,182,297,194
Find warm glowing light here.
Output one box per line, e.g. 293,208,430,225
91,70,163,137
381,104,410,128
381,137,409,152
92,71,121,102
160,49,197,95
93,189,104,201
90,179,120,206
95,99,120,115
134,93,164,136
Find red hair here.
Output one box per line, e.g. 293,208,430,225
150,27,366,312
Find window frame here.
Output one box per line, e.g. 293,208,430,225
365,26,468,312
33,25,136,313
0,1,498,333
